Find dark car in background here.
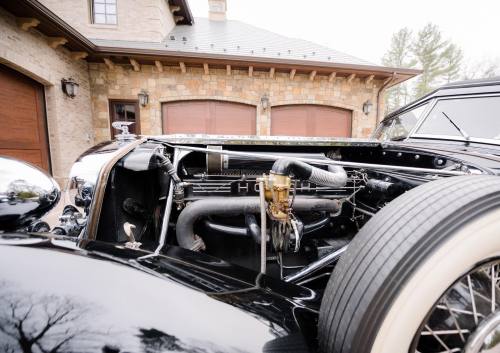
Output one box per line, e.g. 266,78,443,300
1,78,500,353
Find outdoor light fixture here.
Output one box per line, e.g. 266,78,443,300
61,78,79,98
138,89,149,107
261,94,270,110
363,100,373,115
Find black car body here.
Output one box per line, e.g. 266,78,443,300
2,78,500,353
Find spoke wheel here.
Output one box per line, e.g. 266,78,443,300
412,261,500,353
318,175,500,353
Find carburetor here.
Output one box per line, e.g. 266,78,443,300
263,172,292,222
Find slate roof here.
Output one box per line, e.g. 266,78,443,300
91,17,376,67
165,18,375,66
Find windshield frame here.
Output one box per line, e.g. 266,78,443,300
373,101,432,141
409,92,500,146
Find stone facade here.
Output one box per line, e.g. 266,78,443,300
39,0,175,42
0,7,94,183
89,63,381,142
0,0,391,181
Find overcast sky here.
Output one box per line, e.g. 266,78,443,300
189,0,500,68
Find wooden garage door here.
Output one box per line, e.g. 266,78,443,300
0,64,49,171
271,104,352,137
162,100,256,135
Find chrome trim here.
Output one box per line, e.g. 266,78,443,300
464,310,500,353
410,134,500,147
83,138,146,241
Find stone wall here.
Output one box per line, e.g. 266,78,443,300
39,0,176,42
89,63,381,142
0,7,94,183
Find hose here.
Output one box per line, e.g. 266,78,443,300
176,197,340,250
271,158,347,188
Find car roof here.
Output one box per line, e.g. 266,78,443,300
384,76,500,121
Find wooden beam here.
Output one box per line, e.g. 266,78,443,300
70,51,88,61
169,5,181,13
155,60,163,72
269,67,275,78
130,58,140,71
365,74,375,85
382,76,393,85
179,62,186,73
328,72,337,82
226,64,231,76
248,66,253,77
203,63,209,75
47,36,67,49
289,69,296,80
309,70,317,81
103,58,115,70
174,16,184,23
346,73,356,83
16,17,40,31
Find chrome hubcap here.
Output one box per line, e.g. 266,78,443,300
413,261,500,353
464,312,500,353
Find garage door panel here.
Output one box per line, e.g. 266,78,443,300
162,100,256,135
312,107,351,137
271,104,352,137
213,102,256,135
163,101,211,134
271,106,310,136
0,64,49,171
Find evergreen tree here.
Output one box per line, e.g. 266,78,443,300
381,28,416,113
442,43,463,83
412,23,450,97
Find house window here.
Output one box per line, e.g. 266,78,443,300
91,0,117,25
109,100,140,138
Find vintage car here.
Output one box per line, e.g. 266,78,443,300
1,77,500,353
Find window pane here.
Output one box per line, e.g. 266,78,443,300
105,4,116,14
106,0,116,4
94,3,105,13
374,103,428,141
417,96,500,140
112,102,138,137
106,14,117,24
94,14,106,24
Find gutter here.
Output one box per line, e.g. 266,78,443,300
376,72,398,124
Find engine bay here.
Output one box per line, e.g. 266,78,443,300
85,138,474,290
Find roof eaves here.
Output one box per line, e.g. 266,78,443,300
5,0,97,53
93,44,422,77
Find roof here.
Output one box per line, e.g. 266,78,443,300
385,77,500,120
163,18,374,67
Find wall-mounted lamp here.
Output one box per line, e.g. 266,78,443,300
362,100,373,115
61,78,79,98
138,89,149,107
261,94,270,110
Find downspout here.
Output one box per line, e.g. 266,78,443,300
376,72,398,124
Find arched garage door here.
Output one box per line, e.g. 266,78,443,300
162,100,256,135
0,64,49,171
271,105,352,137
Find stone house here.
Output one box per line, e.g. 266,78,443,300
0,0,419,183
